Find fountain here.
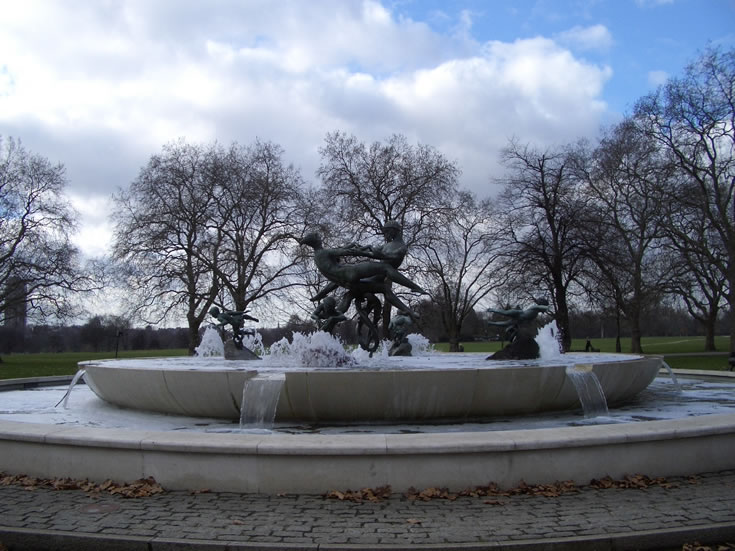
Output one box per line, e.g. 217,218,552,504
79,334,661,422
0,224,733,494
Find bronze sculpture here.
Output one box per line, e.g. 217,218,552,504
388,313,413,356
298,222,425,354
486,298,549,360
208,306,260,360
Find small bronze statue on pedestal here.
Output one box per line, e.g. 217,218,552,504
208,306,261,360
486,298,549,360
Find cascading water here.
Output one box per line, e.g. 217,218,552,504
565,364,609,418
55,368,86,408
239,374,285,429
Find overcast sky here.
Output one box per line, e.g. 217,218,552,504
1,0,733,258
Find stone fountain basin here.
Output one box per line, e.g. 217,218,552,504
81,353,662,422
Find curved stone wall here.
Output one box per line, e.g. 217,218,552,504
81,354,662,421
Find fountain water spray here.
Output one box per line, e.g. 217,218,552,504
195,326,225,357
536,321,563,360
267,331,357,367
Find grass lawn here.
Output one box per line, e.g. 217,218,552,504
0,335,731,380
660,355,732,371
0,349,187,380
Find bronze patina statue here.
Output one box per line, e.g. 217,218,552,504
310,296,347,334
299,222,425,354
487,298,549,360
208,306,260,360
388,313,413,356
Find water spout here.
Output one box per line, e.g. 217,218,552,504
239,374,285,430
565,364,609,418
661,361,682,393
55,368,86,408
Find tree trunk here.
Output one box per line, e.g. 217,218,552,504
555,296,572,352
630,319,643,354
445,314,462,352
615,312,622,353
187,320,201,355
704,313,717,352
448,337,461,352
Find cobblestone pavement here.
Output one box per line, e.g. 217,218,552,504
1,471,735,550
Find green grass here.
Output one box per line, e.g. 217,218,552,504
569,335,731,354
434,336,732,372
432,341,504,353
660,355,732,371
0,349,187,380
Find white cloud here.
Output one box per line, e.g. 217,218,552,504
556,24,614,52
0,0,613,256
69,194,114,258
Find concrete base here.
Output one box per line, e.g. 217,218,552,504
1,410,734,494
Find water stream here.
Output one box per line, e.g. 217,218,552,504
55,368,86,408
239,374,285,429
661,360,682,393
565,364,609,418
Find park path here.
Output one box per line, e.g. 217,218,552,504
1,470,734,550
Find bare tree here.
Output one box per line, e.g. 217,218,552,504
494,139,588,351
317,131,460,333
317,132,460,246
576,120,674,353
664,184,728,350
415,191,505,351
635,46,735,353
0,136,89,323
112,139,219,353
113,139,308,352
206,140,307,314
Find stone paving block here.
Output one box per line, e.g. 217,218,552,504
1,471,735,549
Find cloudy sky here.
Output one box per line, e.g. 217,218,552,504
1,0,733,258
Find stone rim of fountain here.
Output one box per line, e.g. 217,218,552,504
79,353,662,422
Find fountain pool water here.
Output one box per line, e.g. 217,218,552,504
1,328,734,494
